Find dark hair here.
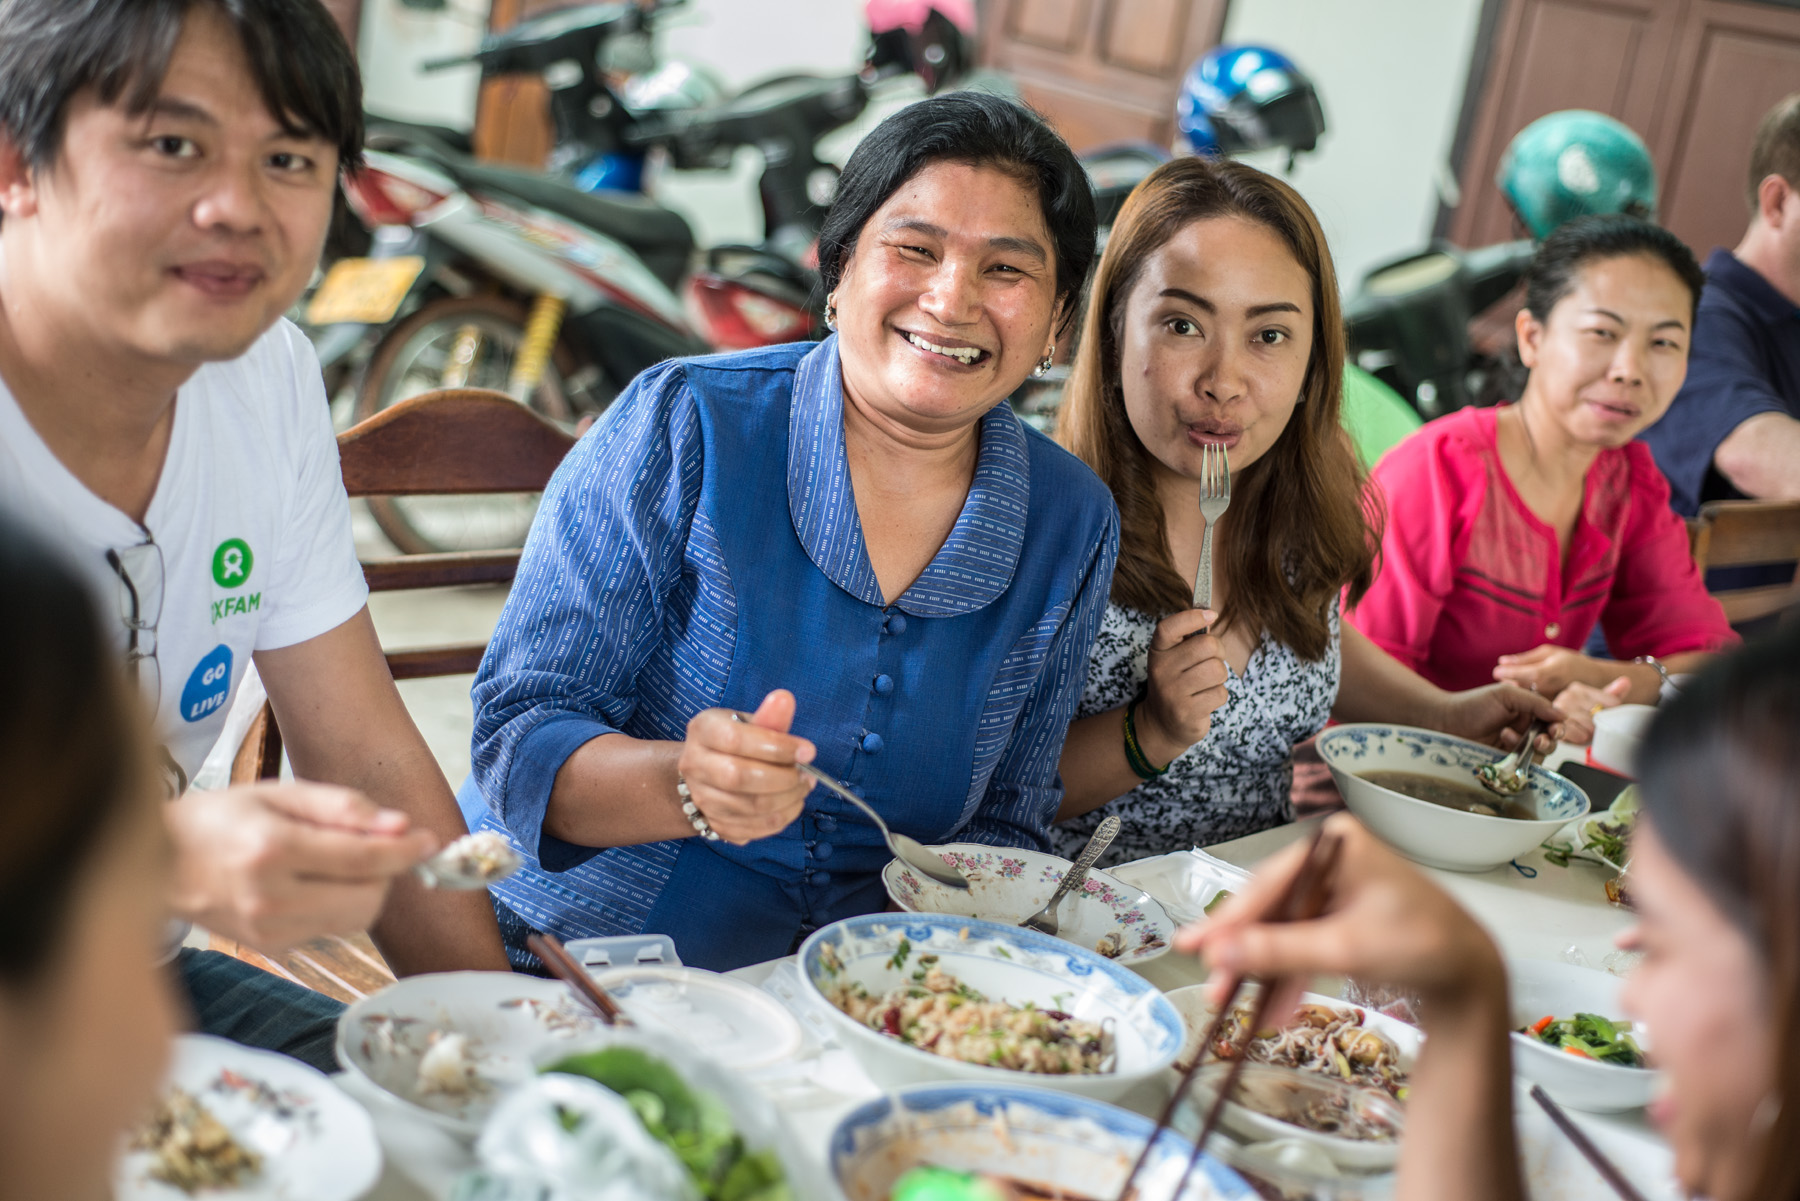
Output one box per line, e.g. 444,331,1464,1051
1523,213,1705,326
1058,155,1377,661
1748,92,1800,212
817,91,1095,337
0,0,363,171
0,509,148,989
1638,626,1800,1201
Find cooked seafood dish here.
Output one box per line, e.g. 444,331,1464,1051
829,957,1111,1075
130,1086,262,1194
421,830,521,885
1208,1001,1409,1099
414,1030,483,1097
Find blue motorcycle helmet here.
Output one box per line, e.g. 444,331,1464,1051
1175,44,1326,160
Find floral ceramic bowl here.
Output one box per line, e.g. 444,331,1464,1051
881,842,1174,964
1318,724,1590,873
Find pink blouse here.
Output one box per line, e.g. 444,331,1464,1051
1346,406,1736,693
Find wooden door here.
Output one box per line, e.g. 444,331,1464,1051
1655,1,1800,252
320,0,363,50
1446,0,1800,255
472,0,567,166
979,0,1229,151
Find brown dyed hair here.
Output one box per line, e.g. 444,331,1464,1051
1056,155,1376,660
1748,92,1800,212
1638,626,1800,1201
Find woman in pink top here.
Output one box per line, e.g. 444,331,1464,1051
1349,215,1736,730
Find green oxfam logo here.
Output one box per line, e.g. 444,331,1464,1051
211,538,253,588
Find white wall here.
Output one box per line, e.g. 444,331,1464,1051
1221,0,1487,290
358,0,487,124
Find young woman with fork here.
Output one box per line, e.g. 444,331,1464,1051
1052,155,1559,864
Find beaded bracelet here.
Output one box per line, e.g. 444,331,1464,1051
1123,697,1170,781
674,775,722,841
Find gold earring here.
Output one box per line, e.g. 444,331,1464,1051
824,291,839,331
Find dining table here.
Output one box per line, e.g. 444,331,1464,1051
338,746,1677,1201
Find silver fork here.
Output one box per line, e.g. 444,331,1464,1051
1021,815,1120,937
1193,443,1232,622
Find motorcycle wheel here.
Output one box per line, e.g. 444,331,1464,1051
353,294,588,556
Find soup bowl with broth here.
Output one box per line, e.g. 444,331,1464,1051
1317,725,1590,872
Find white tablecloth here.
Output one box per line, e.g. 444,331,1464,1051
343,756,1676,1201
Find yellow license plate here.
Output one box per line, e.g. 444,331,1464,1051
306,256,425,326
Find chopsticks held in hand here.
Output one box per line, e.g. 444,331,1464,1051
527,931,630,1027
1114,826,1344,1201
1530,1085,1651,1201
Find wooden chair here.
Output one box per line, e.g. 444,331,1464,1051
1689,499,1800,626
214,388,577,1000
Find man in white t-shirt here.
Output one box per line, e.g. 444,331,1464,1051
0,0,508,1067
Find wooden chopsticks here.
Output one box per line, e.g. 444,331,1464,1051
1115,825,1343,1201
1530,1085,1651,1201
527,931,631,1026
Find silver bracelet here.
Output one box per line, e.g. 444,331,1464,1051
1633,655,1672,698
675,775,721,841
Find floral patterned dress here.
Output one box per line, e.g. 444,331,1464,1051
1051,603,1341,867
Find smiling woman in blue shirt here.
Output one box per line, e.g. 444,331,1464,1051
460,93,1116,971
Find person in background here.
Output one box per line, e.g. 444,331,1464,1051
1185,624,1800,1201
1052,156,1556,865
0,0,508,1072
465,93,1116,972
1348,216,1736,737
1641,92,1800,518
0,512,179,1201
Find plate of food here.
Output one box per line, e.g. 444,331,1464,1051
882,843,1175,964
830,1082,1255,1201
798,914,1184,1102
1162,985,1420,1171
335,971,606,1137
116,1034,380,1201
1544,785,1638,874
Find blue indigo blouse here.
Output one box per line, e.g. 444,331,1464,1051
462,336,1119,970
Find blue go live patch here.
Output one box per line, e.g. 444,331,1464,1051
180,644,233,723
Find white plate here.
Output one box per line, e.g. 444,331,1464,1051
1162,986,1421,1172
587,965,804,1072
1109,849,1255,927
798,913,1184,1103
883,842,1175,964
116,1034,380,1201
336,972,607,1138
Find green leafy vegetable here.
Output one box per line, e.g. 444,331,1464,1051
545,1046,794,1201
1517,1013,1646,1068
889,939,912,971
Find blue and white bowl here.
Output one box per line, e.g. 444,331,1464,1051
1318,724,1590,872
798,913,1184,1102
830,1082,1254,1201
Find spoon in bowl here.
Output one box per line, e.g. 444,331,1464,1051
1476,717,1548,798
726,712,971,890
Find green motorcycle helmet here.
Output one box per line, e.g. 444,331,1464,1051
1497,110,1657,240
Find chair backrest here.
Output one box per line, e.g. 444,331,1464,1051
1690,499,1800,625
233,388,576,782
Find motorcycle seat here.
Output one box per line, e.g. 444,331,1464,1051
446,158,696,291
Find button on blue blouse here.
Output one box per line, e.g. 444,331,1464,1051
463,336,1119,970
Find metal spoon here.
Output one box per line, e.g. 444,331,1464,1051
724,712,971,890
414,830,523,890
1476,717,1548,798
1022,815,1120,936
795,761,971,891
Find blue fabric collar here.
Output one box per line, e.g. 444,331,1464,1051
1704,248,1800,321
786,334,1031,618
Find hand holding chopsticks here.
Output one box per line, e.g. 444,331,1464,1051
1115,824,1344,1201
